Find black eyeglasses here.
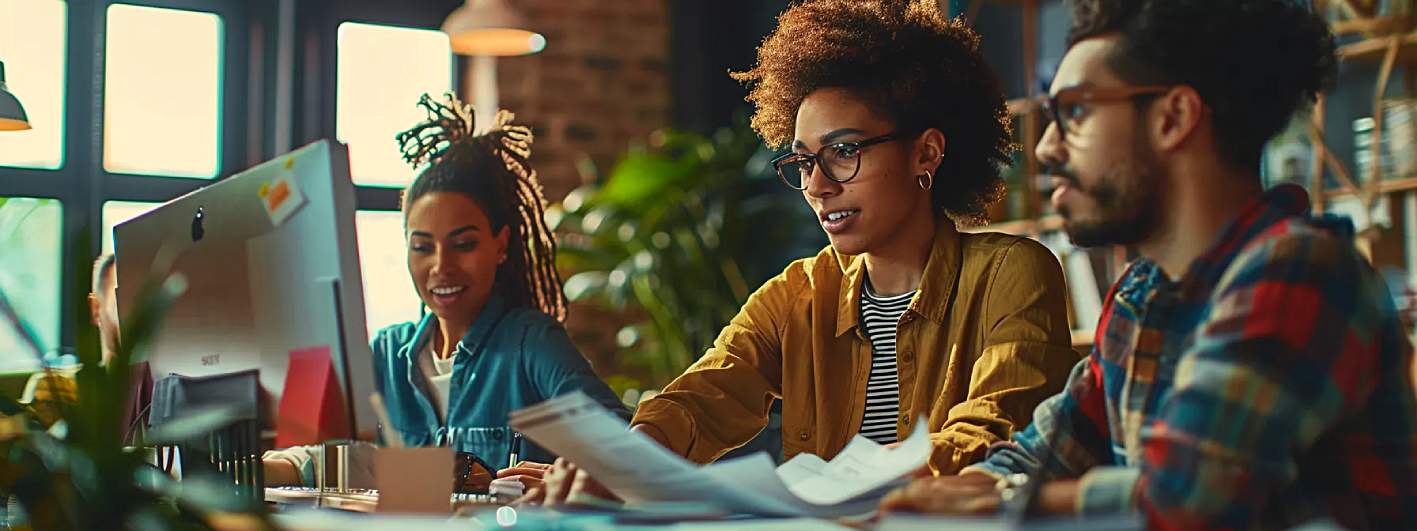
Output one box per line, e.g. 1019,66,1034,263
771,133,899,190
1039,85,1172,141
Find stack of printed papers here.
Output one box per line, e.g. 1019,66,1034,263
510,392,931,518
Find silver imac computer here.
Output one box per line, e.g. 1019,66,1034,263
113,139,376,441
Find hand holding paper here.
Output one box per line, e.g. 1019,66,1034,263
509,391,933,517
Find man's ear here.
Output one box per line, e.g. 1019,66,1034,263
1151,86,1206,152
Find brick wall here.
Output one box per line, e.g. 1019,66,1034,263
461,0,672,203
459,1,671,379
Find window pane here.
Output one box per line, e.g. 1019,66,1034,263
0,0,67,170
0,198,62,368
103,4,223,179
355,210,421,336
102,200,159,255
337,22,452,188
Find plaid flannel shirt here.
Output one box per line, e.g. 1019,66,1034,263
968,184,1417,529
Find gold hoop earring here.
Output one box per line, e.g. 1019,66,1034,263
917,170,934,191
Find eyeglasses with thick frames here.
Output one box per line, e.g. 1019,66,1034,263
771,133,899,190
1039,85,1172,140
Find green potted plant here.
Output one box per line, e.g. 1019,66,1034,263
552,120,825,395
0,234,271,531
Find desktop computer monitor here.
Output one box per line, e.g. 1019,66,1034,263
113,139,376,441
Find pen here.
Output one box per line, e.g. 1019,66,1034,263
508,430,523,469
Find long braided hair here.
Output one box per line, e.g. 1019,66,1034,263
395,93,566,321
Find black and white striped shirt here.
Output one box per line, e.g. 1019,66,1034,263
857,280,916,445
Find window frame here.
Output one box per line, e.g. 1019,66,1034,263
299,0,461,334
294,0,462,212
0,0,252,352
0,0,458,352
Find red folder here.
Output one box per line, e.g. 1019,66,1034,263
276,346,350,447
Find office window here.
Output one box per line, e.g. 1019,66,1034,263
103,3,223,178
355,210,421,336
336,22,452,188
102,200,160,255
0,0,67,170
0,198,62,367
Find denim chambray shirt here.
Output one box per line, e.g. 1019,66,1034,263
372,293,629,469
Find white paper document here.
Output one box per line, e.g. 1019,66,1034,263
510,391,932,517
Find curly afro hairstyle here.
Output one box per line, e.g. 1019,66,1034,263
731,0,1014,225
1067,0,1336,171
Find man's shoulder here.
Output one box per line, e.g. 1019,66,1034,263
1226,214,1365,283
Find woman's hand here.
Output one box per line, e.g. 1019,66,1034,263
509,424,666,507
511,458,620,507
879,473,1081,516
878,472,1002,514
262,458,301,487
497,460,551,491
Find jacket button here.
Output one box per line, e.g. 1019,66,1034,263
899,413,910,424
901,313,914,323
798,430,810,441
900,350,913,360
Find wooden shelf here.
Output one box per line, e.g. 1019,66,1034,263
1338,32,1417,63
1330,15,1413,37
1321,174,1417,199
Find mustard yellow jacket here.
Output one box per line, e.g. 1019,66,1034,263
632,222,1079,474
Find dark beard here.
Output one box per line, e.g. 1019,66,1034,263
1059,137,1162,248
1060,183,1157,247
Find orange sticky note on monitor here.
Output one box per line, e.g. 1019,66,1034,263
260,175,306,227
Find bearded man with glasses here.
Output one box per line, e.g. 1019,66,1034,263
881,1,1417,529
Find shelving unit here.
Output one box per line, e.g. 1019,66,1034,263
1308,21,1417,215
970,1,1416,349
1338,31,1417,63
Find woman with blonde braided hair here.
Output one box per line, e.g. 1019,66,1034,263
262,93,627,488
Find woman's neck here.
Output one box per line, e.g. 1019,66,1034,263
433,316,471,360
863,215,936,296
430,294,492,360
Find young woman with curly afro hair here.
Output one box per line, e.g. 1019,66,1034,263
516,0,1080,505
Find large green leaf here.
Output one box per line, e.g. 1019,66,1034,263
553,121,825,387
598,132,713,211
0,225,263,530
